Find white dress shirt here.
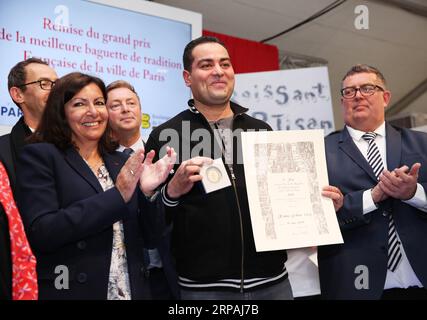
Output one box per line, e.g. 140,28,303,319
346,123,426,289
117,138,145,154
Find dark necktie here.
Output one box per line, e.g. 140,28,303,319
122,148,134,156
362,132,402,272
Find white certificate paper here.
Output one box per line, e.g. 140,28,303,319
241,130,343,251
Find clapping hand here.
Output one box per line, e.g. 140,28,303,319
116,149,145,202
378,163,421,200
139,146,177,196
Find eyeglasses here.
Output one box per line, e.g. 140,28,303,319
18,79,56,90
341,84,384,99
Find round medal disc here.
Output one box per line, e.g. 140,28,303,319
206,166,222,183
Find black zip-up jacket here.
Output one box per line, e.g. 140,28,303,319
145,100,288,286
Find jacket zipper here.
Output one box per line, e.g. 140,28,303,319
228,112,246,293
205,110,247,292
228,166,245,293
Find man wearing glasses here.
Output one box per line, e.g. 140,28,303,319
0,58,57,299
318,64,427,299
1,58,57,188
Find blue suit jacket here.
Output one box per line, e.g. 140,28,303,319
318,123,427,299
16,143,177,300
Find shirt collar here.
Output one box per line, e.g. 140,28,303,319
117,137,144,152
187,99,249,116
346,122,386,142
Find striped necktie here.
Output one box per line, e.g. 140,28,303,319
362,132,402,272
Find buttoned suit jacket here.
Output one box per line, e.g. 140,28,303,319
16,142,170,299
318,123,427,299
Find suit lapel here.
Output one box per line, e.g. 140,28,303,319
64,147,103,193
8,117,32,186
385,123,402,171
338,127,378,182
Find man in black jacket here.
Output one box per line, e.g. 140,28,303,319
0,58,57,299
145,36,293,299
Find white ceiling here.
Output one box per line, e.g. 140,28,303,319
155,0,427,129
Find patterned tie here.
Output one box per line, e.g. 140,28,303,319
362,132,402,272
122,148,134,156
0,162,38,299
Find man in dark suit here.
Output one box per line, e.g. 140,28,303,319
106,80,180,299
0,58,57,299
318,64,427,299
0,58,57,190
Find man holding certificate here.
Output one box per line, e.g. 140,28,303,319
146,36,293,299
146,36,342,300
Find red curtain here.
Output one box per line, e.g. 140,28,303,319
203,30,279,74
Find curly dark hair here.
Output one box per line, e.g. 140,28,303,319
31,72,118,153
